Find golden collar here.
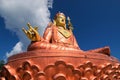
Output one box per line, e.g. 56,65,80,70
58,27,72,38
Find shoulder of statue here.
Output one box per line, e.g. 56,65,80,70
47,22,54,27
46,22,57,30
45,22,55,31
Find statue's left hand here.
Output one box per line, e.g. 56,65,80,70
22,23,41,41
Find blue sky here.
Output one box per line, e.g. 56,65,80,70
0,0,120,60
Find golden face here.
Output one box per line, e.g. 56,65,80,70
55,15,66,27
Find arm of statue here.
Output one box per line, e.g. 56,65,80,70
22,23,41,41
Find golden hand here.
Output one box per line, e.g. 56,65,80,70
22,23,41,41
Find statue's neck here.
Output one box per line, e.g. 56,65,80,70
57,26,66,30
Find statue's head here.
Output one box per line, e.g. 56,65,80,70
54,12,66,28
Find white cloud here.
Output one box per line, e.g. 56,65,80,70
6,42,23,57
0,0,53,57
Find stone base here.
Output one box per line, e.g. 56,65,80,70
0,50,120,80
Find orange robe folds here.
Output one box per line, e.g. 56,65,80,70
28,23,81,51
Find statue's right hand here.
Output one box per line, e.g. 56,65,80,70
22,23,41,41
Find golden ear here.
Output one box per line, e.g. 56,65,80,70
53,20,56,26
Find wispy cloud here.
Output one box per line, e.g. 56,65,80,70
6,42,23,57
0,0,53,58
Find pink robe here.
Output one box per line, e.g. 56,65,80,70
28,23,81,51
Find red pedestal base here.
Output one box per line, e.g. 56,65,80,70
0,50,120,80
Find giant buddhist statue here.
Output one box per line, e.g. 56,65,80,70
22,12,80,51
0,12,120,80
22,12,110,55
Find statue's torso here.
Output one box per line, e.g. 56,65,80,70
51,26,74,46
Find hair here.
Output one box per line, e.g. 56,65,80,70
54,12,66,20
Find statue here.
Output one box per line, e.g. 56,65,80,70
22,12,110,56
22,12,82,51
